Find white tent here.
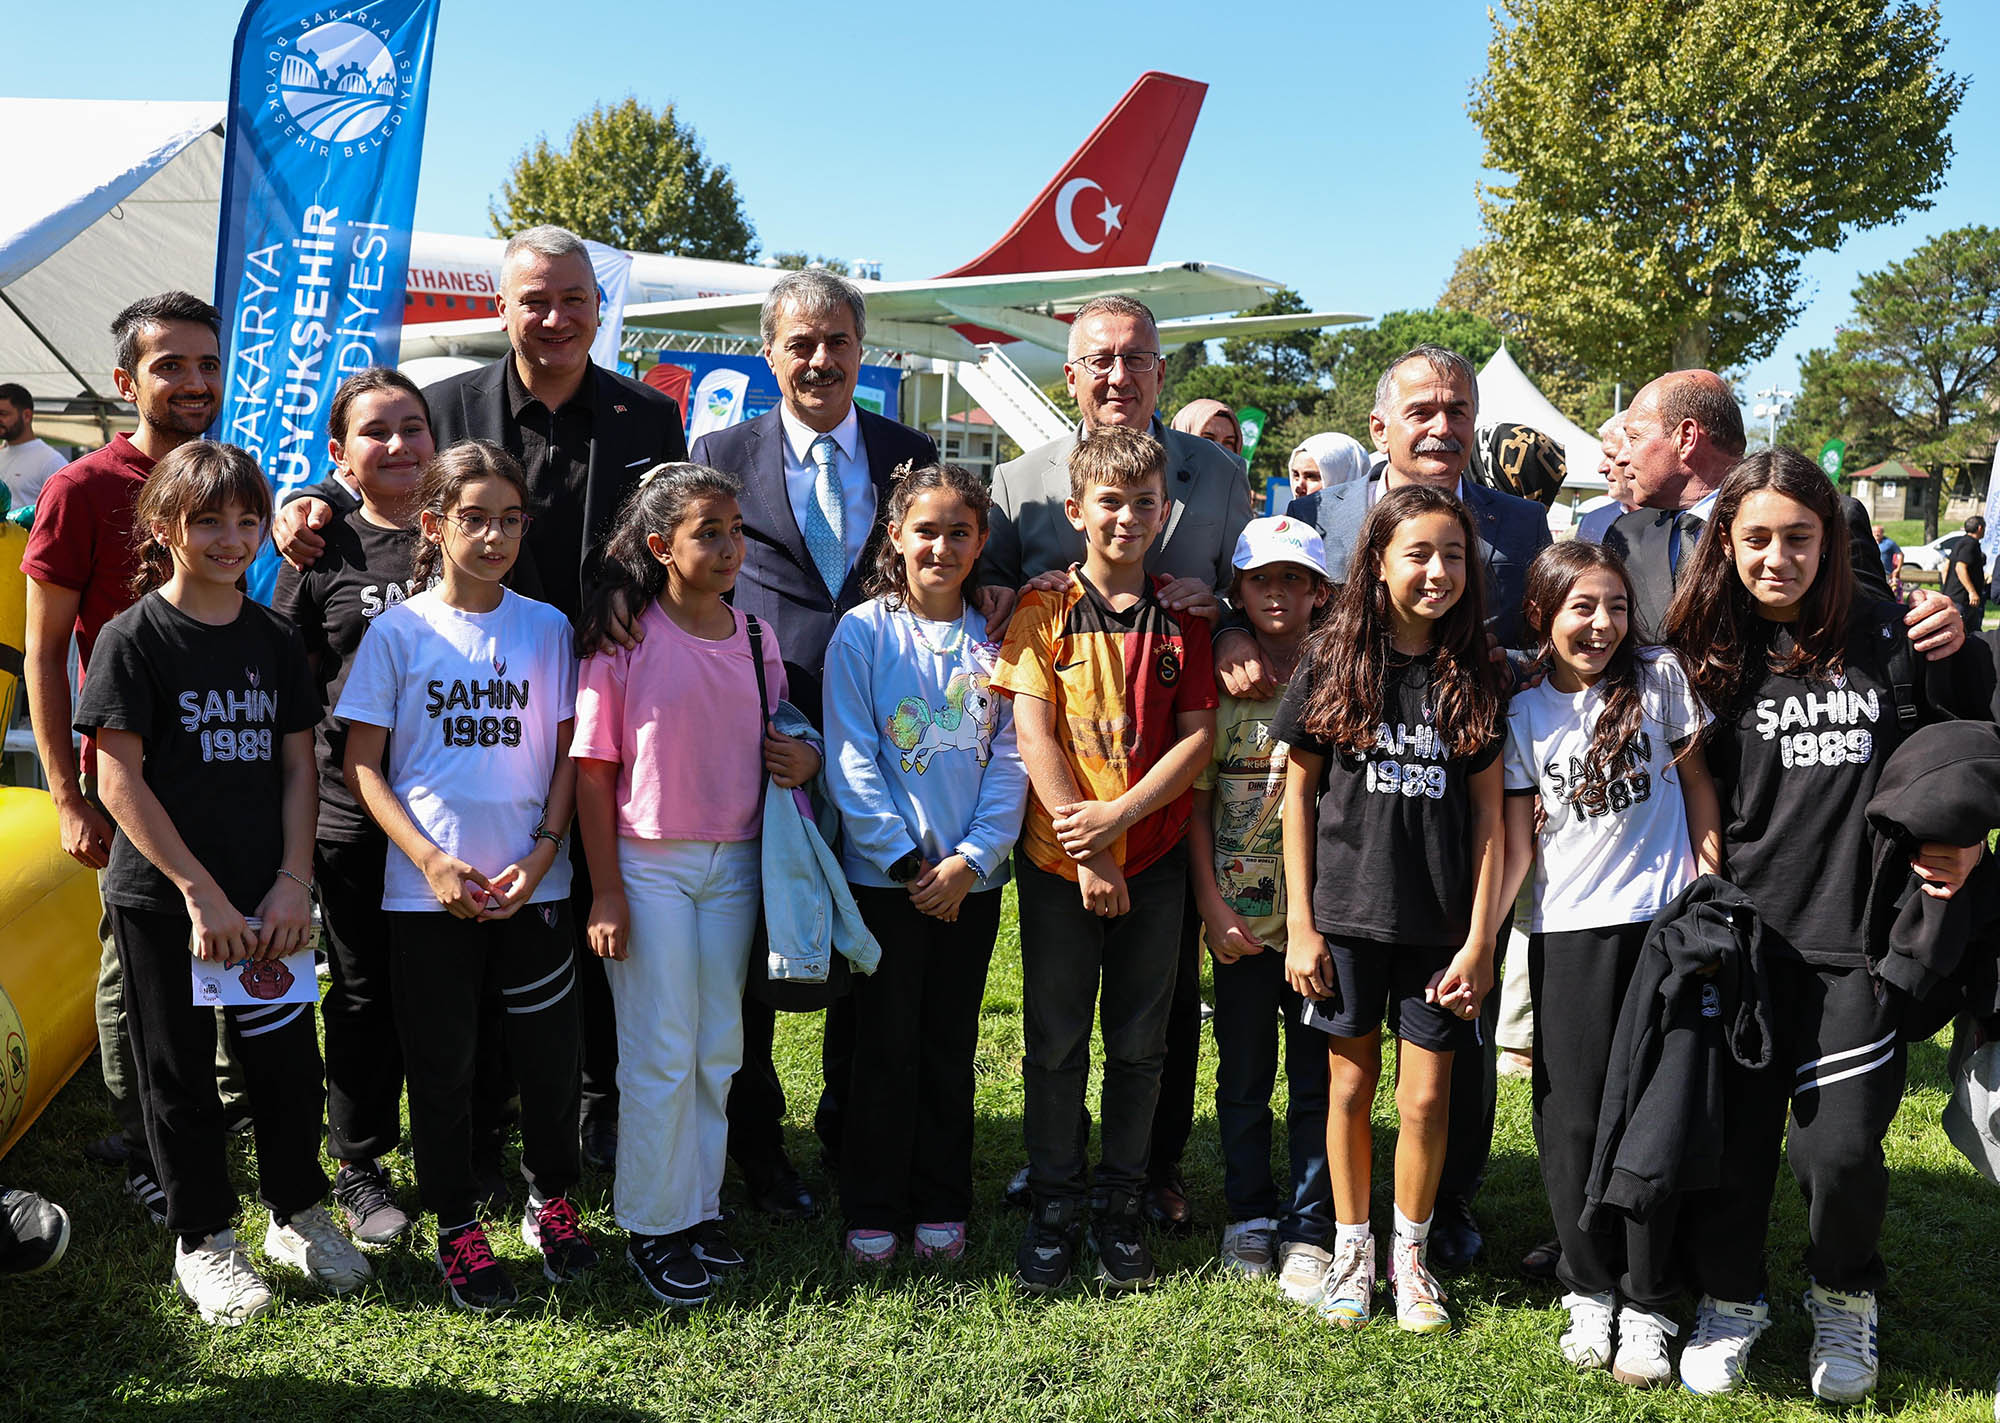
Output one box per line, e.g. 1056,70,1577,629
0,99,224,445
1476,343,1605,491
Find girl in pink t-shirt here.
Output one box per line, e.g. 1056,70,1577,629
571,462,818,1309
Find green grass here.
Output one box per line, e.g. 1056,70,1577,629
5,890,1998,1420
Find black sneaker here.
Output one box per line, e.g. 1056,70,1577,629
579,1117,617,1173
437,1221,517,1311
472,1169,510,1222
0,1188,71,1275
687,1218,746,1273
628,1232,710,1307
333,1161,411,1250
1091,1190,1156,1291
124,1166,168,1227
1014,1197,1080,1295
1002,1164,1032,1211
522,1195,599,1282
81,1132,130,1168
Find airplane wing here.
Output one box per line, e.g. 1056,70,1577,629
397,261,1366,364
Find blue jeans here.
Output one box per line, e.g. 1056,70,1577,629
1018,844,1188,1204
1211,945,1332,1244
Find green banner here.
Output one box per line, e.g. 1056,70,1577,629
1237,406,1268,469
1818,438,1847,482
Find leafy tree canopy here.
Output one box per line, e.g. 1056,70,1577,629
1782,225,2000,474
491,98,758,262
1470,0,1963,382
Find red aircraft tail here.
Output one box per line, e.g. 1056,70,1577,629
940,72,1207,278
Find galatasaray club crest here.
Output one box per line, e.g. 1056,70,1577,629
1156,642,1181,687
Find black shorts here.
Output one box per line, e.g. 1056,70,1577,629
1300,934,1479,1054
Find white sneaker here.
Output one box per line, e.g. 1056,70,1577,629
174,1230,276,1326
1804,1280,1879,1403
1313,1233,1376,1329
264,1205,374,1294
1389,1235,1450,1334
1275,1240,1332,1305
1679,1295,1771,1395
1612,1304,1676,1387
1219,1217,1278,1278
1558,1290,1614,1370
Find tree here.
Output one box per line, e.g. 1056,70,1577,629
1469,0,1964,382
1438,244,1606,427
491,98,758,261
772,252,851,276
1220,288,1318,385
1781,225,2000,529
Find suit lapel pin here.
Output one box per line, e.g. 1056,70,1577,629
613,404,627,414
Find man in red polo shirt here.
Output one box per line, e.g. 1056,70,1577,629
22,292,229,1219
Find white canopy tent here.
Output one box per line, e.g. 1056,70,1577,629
0,99,224,445
1476,343,1606,492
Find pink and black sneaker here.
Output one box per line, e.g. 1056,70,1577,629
437,1221,516,1312
522,1195,599,1283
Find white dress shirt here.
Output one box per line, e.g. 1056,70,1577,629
779,403,874,573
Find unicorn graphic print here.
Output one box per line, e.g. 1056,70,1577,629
888,670,998,773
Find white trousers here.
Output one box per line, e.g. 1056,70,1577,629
605,836,760,1236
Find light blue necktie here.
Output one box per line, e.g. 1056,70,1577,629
803,433,846,598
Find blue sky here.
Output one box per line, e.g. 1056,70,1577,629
16,0,1995,413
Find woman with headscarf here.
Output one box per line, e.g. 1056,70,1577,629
1171,398,1243,455
1288,432,1372,498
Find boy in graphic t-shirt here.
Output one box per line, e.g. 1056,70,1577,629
991,426,1216,1296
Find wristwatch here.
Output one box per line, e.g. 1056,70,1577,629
886,850,925,884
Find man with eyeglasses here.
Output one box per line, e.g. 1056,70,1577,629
982,294,1254,1242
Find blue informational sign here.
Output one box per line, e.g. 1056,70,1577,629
655,350,900,442
213,0,441,598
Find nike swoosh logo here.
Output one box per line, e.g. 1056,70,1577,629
1054,657,1084,673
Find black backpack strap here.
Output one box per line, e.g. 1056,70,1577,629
744,612,771,726
1879,605,1922,732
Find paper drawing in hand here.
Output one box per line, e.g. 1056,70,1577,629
888,672,995,773
235,956,297,1001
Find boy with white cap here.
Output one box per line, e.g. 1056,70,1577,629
1188,517,1337,1295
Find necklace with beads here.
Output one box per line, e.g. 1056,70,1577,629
904,603,966,657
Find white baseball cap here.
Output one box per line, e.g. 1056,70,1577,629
1233,516,1329,578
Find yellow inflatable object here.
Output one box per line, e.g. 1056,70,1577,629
0,790,101,1157
0,520,105,1158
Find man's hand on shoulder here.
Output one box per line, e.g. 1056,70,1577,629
276,497,332,569
1906,588,1967,659
1155,576,1219,625
1214,627,1274,699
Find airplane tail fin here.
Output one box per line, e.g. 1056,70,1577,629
940,72,1206,278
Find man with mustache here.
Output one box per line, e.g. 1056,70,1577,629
690,269,938,1225
21,292,232,1222
0,384,69,514
1233,344,1552,1276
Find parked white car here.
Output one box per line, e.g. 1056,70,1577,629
1898,532,1966,573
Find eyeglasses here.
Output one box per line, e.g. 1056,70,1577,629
1068,350,1161,376
442,511,533,539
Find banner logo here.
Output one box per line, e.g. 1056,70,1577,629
273,19,400,143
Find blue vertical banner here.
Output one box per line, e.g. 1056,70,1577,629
213,0,441,598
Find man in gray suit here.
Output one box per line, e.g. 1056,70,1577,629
982,294,1254,1237
1602,369,1955,646
1218,344,1550,1276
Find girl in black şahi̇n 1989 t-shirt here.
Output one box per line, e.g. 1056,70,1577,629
1661,447,1987,1403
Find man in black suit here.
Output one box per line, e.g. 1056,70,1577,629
690,269,938,1218
1603,370,1956,649
278,225,690,1179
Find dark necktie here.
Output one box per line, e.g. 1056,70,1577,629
1669,509,1704,577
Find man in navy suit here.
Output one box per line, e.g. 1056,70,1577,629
1219,344,1550,1275
690,270,937,1220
